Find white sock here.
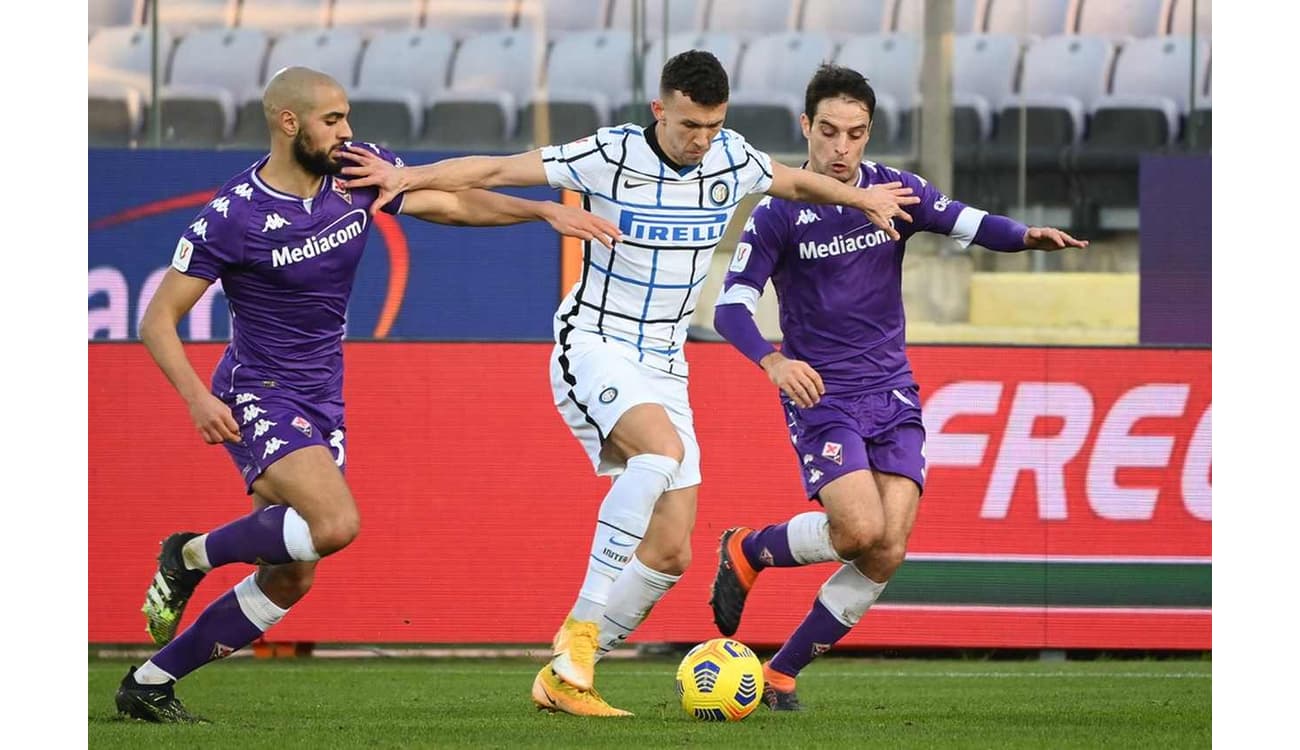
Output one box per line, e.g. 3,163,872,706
787,511,846,564
570,454,679,623
817,563,889,626
234,573,290,630
282,508,320,562
595,555,680,658
133,660,177,685
182,534,211,572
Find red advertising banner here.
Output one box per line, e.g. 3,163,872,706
89,343,1210,649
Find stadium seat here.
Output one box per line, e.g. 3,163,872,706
348,29,455,147
727,32,835,154
514,0,610,35
91,0,139,30
1166,0,1211,35
612,31,742,124
984,0,1071,37
139,0,237,31
705,0,797,40
799,0,891,39
423,0,519,39
227,28,364,147
951,34,1020,207
608,0,706,37
892,0,985,34
520,30,633,145
835,34,920,152
1073,0,1166,39
1105,36,1209,113
89,79,144,146
330,0,422,32
165,28,268,146
88,25,174,98
423,30,539,148
983,35,1114,225
238,0,331,32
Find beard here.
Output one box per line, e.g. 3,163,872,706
292,132,342,176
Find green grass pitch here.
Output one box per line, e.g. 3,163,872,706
89,655,1210,748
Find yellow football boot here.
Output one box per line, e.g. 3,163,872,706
549,615,599,690
531,666,633,717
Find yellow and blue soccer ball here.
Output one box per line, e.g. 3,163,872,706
675,638,764,721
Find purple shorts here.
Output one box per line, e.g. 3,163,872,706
219,387,346,494
782,385,927,500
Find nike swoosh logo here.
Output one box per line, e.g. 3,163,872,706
623,179,652,189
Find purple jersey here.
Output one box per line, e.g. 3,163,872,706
170,143,406,409
721,161,986,394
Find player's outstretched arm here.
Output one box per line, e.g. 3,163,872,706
139,270,242,445
339,147,548,214
766,161,919,240
971,213,1090,252
399,189,621,248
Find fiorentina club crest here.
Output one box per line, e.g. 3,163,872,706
331,177,352,204
291,416,313,437
211,642,235,660
821,441,843,465
759,547,774,566
811,642,832,658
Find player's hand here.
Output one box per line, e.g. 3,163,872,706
857,182,919,241
338,145,404,215
188,392,242,445
1023,226,1090,251
544,203,622,249
762,352,825,408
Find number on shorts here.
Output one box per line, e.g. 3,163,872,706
329,429,345,467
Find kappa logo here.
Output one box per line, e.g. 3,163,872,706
809,467,824,484
757,196,773,208
291,415,313,437
262,213,292,232
233,183,254,200
210,196,231,218
263,437,288,459
743,217,756,233
189,218,209,241
802,454,814,464
796,208,820,226
252,418,277,439
242,404,268,424
822,441,843,465
235,393,260,405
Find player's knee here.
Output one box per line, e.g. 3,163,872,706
829,522,882,561
310,508,361,556
656,543,692,577
257,564,316,607
639,434,685,464
869,542,908,580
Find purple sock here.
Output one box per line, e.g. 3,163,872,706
769,598,851,679
151,588,265,682
204,505,293,568
741,523,800,569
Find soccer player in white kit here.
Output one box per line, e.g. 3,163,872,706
338,50,920,717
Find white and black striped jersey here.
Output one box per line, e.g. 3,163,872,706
542,123,774,376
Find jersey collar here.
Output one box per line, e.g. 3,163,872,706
644,122,700,177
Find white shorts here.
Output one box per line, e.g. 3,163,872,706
549,340,701,490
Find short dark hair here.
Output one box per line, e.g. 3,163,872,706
659,50,729,106
805,64,876,121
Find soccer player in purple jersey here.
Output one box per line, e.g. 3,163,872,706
113,67,618,724
708,65,1088,711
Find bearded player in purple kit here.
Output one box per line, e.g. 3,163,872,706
709,65,1088,711
113,66,619,723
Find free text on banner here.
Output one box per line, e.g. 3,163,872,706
89,343,1210,649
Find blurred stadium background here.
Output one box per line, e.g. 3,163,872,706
88,0,1210,660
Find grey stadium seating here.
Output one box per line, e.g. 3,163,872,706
706,0,796,40
726,32,836,154
1167,0,1211,35
163,28,269,146
834,33,920,152
138,0,237,32
1073,0,1167,39
423,30,540,148
515,0,610,35
614,30,742,124
348,29,456,147
608,0,707,37
237,0,332,32
520,30,634,145
329,0,423,32
984,0,1072,37
952,33,1021,206
423,0,519,39
799,0,891,39
893,0,985,34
